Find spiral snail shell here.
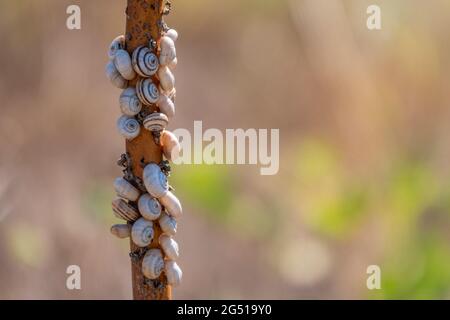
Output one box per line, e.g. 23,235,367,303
159,191,182,219
165,260,182,287
160,130,181,161
159,36,176,66
159,212,177,236
142,248,164,280
157,66,175,93
157,93,175,119
108,35,125,60
117,115,140,140
131,217,154,247
136,78,160,105
168,57,178,71
106,61,128,89
159,234,179,261
114,177,140,202
132,46,159,77
119,87,142,116
143,163,169,198
114,49,136,81
143,112,169,133
138,193,162,221
165,29,178,42
112,198,140,222
110,224,131,239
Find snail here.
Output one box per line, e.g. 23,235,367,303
143,112,169,133
168,57,177,71
157,93,175,119
143,163,169,198
119,87,142,116
112,198,140,222
165,29,178,42
142,248,164,280
114,177,140,201
138,193,162,221
157,66,175,93
160,130,180,161
132,46,159,77
114,49,136,81
159,212,177,236
108,35,125,60
136,78,160,105
110,224,131,239
106,61,128,89
131,217,154,247
117,115,140,140
159,36,176,66
159,234,179,260
159,191,182,219
165,260,182,287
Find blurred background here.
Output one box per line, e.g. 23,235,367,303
0,0,450,299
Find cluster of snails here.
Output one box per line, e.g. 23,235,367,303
106,29,182,287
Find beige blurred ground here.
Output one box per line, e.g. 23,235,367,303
0,0,450,299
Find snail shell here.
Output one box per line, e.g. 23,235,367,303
117,115,140,140
108,35,125,60
159,234,179,260
142,248,164,279
131,217,154,247
143,112,169,132
165,29,178,42
114,177,140,201
119,87,142,116
160,130,180,161
114,49,136,80
165,260,182,287
112,198,140,222
157,66,175,93
136,78,160,105
159,212,177,236
159,36,176,66
168,57,177,71
110,224,131,239
106,61,128,89
138,193,162,221
132,46,159,77
159,191,182,219
143,163,169,198
157,93,175,119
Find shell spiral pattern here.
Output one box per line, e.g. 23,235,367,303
136,78,160,105
132,46,159,77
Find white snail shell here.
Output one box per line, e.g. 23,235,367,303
165,29,178,42
108,35,125,60
142,248,164,280
119,87,142,116
112,198,140,222
160,130,180,161
136,78,160,105
138,194,162,221
168,57,177,71
157,93,175,119
106,61,128,89
159,191,182,219
110,224,131,239
157,66,175,93
114,49,136,81
159,212,177,236
114,177,140,201
165,260,182,287
132,46,159,77
131,217,154,247
143,163,169,198
143,112,169,132
159,234,179,260
159,36,176,66
117,115,141,140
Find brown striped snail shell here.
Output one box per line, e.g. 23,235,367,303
159,212,177,236
108,35,125,60
114,177,140,201
114,49,136,81
159,191,182,219
143,112,168,133
131,217,154,247
157,66,175,93
136,78,160,105
142,248,164,279
106,61,128,89
159,234,179,260
165,29,178,42
159,36,176,66
132,46,159,77
112,198,140,222
137,194,162,221
165,260,182,287
143,163,169,198
160,130,180,161
117,115,140,140
110,224,131,239
119,87,142,116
